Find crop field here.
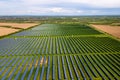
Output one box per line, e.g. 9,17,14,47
0,23,38,37
0,24,120,80
0,27,19,37
91,24,120,38
0,23,38,29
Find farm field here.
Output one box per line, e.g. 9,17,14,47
0,23,38,37
91,24,120,39
0,27,19,37
0,23,38,29
0,24,120,80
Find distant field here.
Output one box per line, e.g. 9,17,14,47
0,23,38,37
91,24,120,38
0,27,19,36
0,23,38,29
0,24,120,80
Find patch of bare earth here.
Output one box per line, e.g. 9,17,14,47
0,23,38,36
40,57,48,65
91,24,120,38
0,27,19,36
0,23,38,29
40,57,44,65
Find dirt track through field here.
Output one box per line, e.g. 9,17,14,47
91,25,120,38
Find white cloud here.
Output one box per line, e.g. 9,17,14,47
21,0,60,6
0,0,120,15
20,0,120,8
49,7,84,15
67,0,120,8
50,8,63,13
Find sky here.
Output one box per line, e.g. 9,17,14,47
0,0,120,15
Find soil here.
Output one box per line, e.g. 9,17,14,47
40,57,48,65
0,23,38,29
91,24,120,38
0,23,38,36
40,57,44,65
0,27,19,36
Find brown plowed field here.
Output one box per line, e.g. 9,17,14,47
0,23,38,29
0,23,38,36
91,24,120,38
0,27,19,36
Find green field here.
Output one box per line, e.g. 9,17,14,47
0,24,120,80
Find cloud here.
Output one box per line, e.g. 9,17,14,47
50,8,63,13
49,8,83,14
0,0,120,15
66,0,120,8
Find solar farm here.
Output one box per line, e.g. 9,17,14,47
0,24,120,80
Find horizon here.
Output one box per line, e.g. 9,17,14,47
0,14,120,16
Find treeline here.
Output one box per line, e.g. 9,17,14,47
0,16,120,25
